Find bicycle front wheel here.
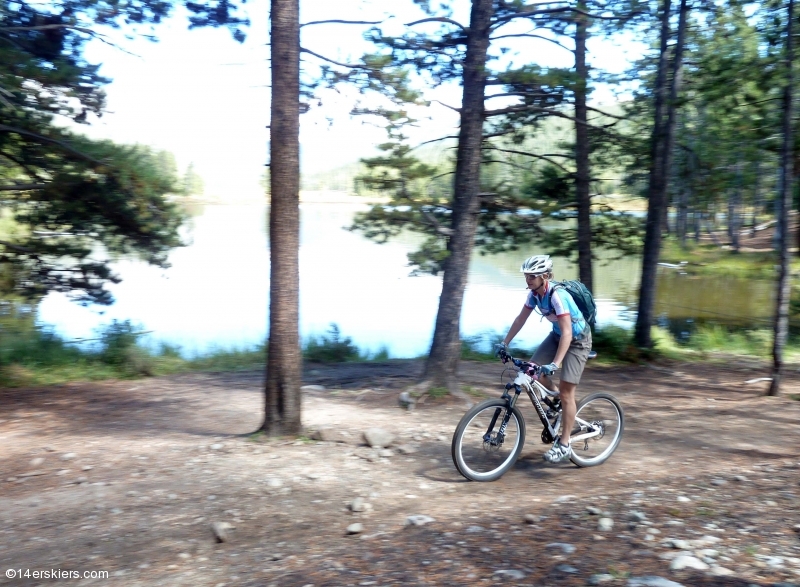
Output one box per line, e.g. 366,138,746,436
568,392,624,467
451,399,526,482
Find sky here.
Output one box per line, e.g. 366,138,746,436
77,0,646,202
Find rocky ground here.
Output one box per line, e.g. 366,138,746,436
1,358,800,587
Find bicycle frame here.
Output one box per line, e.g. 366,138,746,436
501,367,603,446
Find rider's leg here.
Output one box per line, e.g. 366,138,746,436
558,381,577,445
539,374,559,393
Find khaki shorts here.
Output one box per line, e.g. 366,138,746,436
531,330,592,385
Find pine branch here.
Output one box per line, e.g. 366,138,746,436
485,91,561,100
492,6,632,27
421,209,453,236
0,183,48,191
301,19,383,28
0,125,104,164
586,105,627,120
0,24,96,33
414,135,459,148
405,17,468,31
0,23,140,56
0,239,35,254
482,158,538,173
484,105,619,129
490,32,572,53
483,146,570,171
300,48,366,69
431,99,461,112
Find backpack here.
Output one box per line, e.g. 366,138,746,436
549,280,597,331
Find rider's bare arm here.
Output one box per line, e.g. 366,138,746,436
552,314,573,368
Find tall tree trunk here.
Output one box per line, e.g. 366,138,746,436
262,0,302,434
769,0,794,397
730,159,742,251
574,5,593,291
422,0,494,394
752,159,762,236
634,0,688,348
677,183,688,247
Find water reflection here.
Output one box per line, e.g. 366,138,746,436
36,203,773,358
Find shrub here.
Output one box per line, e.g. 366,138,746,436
303,324,361,363
591,325,638,362
98,320,154,376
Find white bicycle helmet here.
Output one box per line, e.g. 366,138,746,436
520,254,552,275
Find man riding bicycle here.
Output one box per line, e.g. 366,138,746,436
495,255,593,463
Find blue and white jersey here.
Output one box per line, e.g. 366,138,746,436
525,282,587,338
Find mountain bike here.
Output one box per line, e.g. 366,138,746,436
451,350,624,481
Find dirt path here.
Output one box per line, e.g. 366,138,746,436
1,360,799,587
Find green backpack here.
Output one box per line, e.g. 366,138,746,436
549,280,597,331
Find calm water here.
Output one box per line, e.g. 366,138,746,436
37,203,775,357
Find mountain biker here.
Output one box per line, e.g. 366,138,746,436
494,254,592,463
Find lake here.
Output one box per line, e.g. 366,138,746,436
36,202,775,357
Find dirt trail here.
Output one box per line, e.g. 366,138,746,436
1,359,799,587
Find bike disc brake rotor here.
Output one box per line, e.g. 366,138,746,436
592,420,606,440
483,432,503,452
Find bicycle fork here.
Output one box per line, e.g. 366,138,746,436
483,387,522,447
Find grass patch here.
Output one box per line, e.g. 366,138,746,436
660,238,800,279
427,386,448,399
0,318,399,387
462,385,487,397
607,566,630,579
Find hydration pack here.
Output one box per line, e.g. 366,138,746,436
549,280,597,331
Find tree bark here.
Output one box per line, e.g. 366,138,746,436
422,0,494,394
769,0,794,397
574,5,593,292
634,0,688,348
262,0,302,434
729,159,742,252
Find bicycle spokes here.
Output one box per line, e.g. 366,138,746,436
454,401,523,480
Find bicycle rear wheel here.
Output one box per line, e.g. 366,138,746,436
451,399,526,482
568,392,624,467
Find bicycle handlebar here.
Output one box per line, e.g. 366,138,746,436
498,349,540,375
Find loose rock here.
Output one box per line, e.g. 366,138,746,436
555,564,578,573
350,497,367,512
346,523,364,535
670,554,709,571
494,570,525,580
211,521,233,543
546,542,576,555
405,515,435,526
310,427,348,443
628,578,685,587
598,517,614,531
398,391,415,410
363,428,395,448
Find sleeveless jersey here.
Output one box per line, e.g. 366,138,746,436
525,282,587,338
